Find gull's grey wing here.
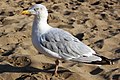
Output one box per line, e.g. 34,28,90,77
39,28,101,62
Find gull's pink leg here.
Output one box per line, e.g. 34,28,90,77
54,59,59,77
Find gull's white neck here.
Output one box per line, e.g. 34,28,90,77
32,16,52,35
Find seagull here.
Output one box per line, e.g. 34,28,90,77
22,4,113,76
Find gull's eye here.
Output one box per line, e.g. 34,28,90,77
36,8,39,10
34,8,39,11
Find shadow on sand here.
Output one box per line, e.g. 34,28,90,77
0,64,69,73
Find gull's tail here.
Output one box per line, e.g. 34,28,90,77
88,54,120,65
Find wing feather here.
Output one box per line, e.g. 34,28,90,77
40,28,101,62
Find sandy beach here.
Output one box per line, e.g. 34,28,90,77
0,0,120,80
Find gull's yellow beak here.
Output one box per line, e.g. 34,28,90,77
22,10,31,15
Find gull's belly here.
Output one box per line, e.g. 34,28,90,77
32,35,44,53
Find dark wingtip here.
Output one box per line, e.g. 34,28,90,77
87,55,120,65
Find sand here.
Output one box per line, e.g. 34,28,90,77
0,0,120,80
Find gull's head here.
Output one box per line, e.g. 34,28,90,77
22,4,48,19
